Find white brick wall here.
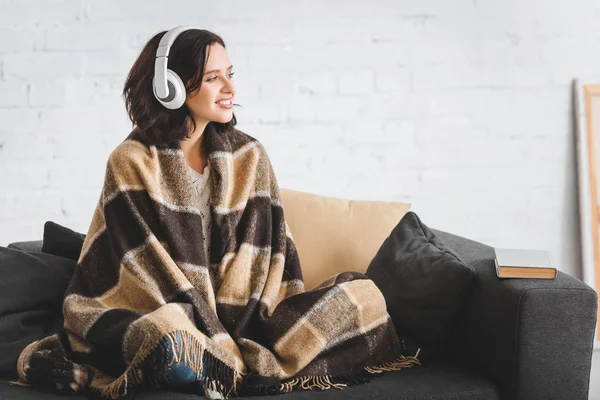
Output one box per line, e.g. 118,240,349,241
1,0,598,281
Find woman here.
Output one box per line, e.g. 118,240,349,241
12,27,420,399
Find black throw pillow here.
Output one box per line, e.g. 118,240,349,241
0,247,76,378
42,221,86,261
366,211,475,361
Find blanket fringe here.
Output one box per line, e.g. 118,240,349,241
101,367,140,399
96,329,238,399
278,374,372,394
364,348,421,374
278,347,421,394
7,380,33,388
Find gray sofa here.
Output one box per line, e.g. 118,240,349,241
0,229,597,400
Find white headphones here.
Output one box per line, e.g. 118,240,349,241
152,25,201,110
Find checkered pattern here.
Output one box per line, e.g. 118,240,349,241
13,126,420,399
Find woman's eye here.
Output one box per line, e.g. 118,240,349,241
207,73,234,82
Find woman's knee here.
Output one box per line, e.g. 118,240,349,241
150,332,199,387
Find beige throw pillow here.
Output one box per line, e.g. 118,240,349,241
280,188,411,291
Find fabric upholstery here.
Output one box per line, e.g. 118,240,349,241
434,228,598,400
0,247,75,377
7,240,43,252
280,188,411,291
0,359,499,399
4,226,597,399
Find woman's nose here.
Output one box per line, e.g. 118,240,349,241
222,80,235,94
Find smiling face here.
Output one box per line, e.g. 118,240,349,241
185,43,236,126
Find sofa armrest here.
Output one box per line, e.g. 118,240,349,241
431,229,598,400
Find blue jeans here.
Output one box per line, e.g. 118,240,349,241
151,331,205,387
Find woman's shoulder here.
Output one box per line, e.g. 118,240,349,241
106,129,154,170
107,127,270,168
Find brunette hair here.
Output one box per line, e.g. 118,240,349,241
122,28,238,146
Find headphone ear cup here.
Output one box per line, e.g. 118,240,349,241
154,69,187,110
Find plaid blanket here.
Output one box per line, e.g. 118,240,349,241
11,126,420,399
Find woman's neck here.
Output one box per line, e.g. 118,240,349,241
180,127,208,175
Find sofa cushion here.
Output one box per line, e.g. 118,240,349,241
0,247,76,377
0,359,500,399
7,240,43,252
280,188,411,291
41,221,86,261
366,211,475,360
